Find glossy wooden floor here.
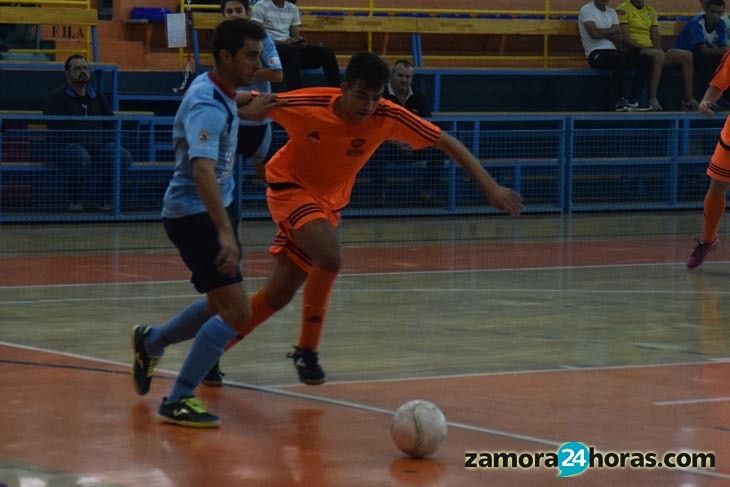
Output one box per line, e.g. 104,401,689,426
2,212,730,486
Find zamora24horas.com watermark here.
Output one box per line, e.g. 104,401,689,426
465,442,716,478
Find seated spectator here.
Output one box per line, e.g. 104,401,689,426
700,0,730,43
250,0,340,90
43,54,131,211
617,0,700,111
381,59,443,205
679,0,729,88
578,0,650,110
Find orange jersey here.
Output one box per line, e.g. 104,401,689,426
710,51,730,91
266,87,441,209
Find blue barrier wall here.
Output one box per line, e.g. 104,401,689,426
0,112,721,222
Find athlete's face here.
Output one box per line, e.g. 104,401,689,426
228,38,262,86
339,80,384,123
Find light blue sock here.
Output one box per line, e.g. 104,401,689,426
145,300,212,357
166,315,237,403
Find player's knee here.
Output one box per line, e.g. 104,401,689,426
314,251,342,273
218,302,251,330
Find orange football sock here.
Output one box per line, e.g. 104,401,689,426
225,291,277,350
702,190,726,243
298,267,338,351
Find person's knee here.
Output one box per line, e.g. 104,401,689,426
313,248,342,273
216,299,251,330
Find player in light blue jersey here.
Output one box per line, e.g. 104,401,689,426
129,18,280,428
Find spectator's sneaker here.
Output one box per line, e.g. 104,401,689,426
202,361,225,387
287,346,326,385
625,99,639,110
157,396,220,428
614,99,631,112
681,98,700,111
649,98,663,111
131,324,159,395
66,202,83,212
686,239,720,269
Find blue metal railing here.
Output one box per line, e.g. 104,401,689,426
0,112,722,222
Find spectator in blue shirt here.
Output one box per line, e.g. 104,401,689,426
676,0,728,88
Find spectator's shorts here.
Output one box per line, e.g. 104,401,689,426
266,183,340,272
163,204,242,293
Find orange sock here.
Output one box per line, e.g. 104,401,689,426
225,291,277,350
298,267,338,351
702,190,726,243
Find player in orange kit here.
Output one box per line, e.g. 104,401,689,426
687,51,730,268
219,52,524,384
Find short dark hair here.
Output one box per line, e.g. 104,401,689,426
212,18,265,63
708,0,726,8
345,52,390,92
64,54,87,71
220,0,249,15
392,59,413,71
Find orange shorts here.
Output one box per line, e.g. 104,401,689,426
266,185,341,272
708,122,730,182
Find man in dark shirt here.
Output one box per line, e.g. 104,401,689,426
43,54,131,211
381,59,443,206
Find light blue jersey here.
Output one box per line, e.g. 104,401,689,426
238,33,281,126
162,72,239,218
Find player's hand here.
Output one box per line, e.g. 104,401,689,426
238,93,285,121
215,231,241,277
699,99,716,117
487,185,524,217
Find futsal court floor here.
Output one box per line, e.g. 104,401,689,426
1,212,730,486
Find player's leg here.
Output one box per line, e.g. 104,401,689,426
158,283,250,428
687,128,730,268
286,217,341,385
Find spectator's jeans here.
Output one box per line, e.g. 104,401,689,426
587,49,628,106
275,43,341,90
58,143,132,205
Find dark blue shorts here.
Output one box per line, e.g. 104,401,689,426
163,204,242,293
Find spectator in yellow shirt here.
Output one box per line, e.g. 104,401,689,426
617,0,699,110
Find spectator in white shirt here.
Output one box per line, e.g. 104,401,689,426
579,0,651,110
250,0,340,89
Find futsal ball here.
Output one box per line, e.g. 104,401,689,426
390,399,447,458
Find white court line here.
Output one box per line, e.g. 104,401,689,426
2,341,729,481
654,397,730,406
1,260,724,291
2,286,729,306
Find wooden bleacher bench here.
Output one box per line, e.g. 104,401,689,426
190,11,686,68
0,3,98,61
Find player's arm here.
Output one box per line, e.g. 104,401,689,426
236,91,284,121
699,85,725,116
192,157,239,276
433,132,523,216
